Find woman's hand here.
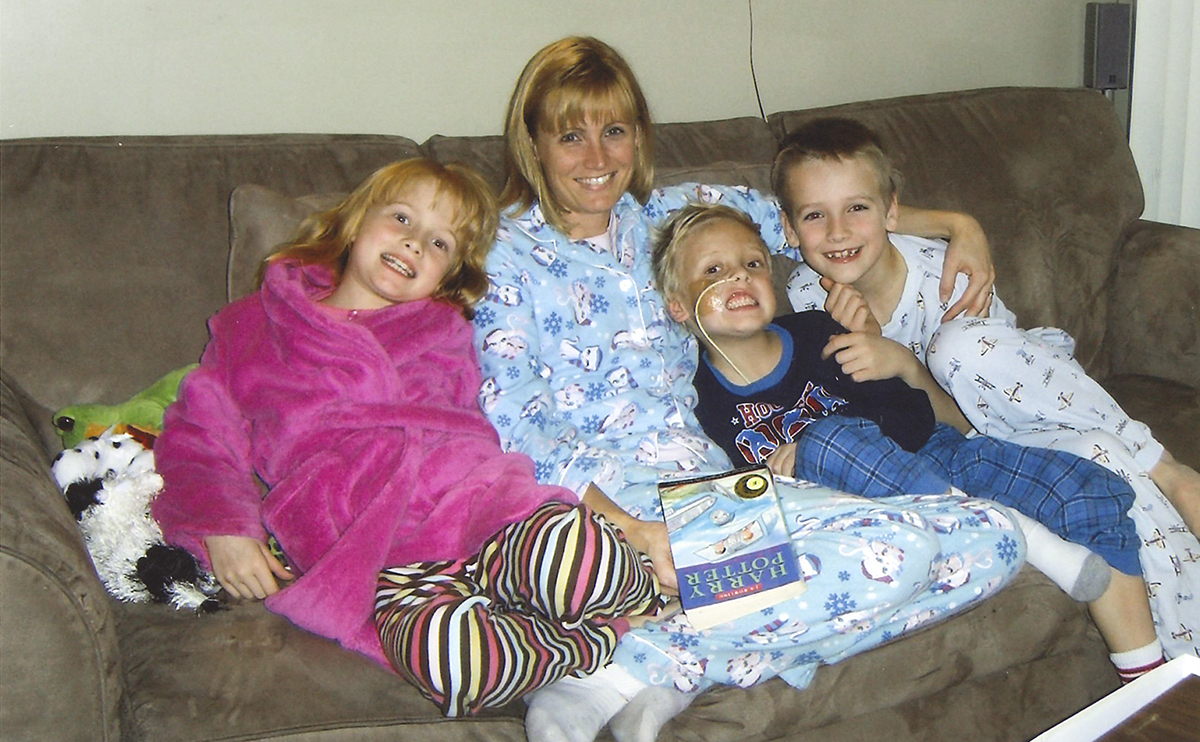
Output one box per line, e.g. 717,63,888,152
582,484,678,595
205,534,294,600
623,518,678,596
939,212,995,320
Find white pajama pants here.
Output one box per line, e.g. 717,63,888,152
928,317,1199,658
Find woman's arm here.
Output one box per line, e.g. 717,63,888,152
582,484,677,595
894,206,995,320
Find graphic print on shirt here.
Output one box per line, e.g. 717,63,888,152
732,381,847,464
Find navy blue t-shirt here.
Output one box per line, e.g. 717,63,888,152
693,311,936,465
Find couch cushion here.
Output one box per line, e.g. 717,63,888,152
227,186,344,302
1,371,124,741
113,566,1113,742
422,134,508,195
421,116,779,200
654,117,777,192
768,87,1144,374
114,600,526,742
1105,374,1200,470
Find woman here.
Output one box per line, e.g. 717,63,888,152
474,36,1016,742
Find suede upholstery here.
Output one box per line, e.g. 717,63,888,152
3,87,1196,742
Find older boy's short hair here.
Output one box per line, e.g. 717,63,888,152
652,202,770,300
770,117,903,218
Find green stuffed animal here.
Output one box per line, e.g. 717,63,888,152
53,364,198,449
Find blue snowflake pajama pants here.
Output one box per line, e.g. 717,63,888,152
609,481,1025,692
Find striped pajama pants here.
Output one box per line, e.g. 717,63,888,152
374,501,662,716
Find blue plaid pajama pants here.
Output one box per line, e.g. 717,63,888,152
794,417,1140,575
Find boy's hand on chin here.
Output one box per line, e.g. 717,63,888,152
821,278,881,335
822,333,911,383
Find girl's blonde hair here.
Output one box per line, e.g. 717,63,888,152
500,36,655,235
263,159,498,317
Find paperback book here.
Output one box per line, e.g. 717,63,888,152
658,465,805,630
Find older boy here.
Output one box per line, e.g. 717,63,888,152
771,117,1176,677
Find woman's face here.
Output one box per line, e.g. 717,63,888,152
534,116,637,239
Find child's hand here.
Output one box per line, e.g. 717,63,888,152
821,278,882,335
941,214,995,320
822,332,914,383
205,534,294,600
764,442,798,478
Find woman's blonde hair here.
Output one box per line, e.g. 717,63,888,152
263,158,498,317
500,36,655,234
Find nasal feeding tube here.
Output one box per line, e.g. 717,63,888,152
693,276,752,385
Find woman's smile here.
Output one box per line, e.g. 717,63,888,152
534,118,637,239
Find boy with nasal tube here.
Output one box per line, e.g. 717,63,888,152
651,202,1164,682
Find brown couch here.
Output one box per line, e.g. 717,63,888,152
3,87,1197,742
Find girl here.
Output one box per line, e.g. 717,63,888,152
152,158,662,717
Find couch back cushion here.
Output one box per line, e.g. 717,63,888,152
2,88,1144,419
769,87,1144,370
0,135,420,413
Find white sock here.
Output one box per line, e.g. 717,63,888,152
1012,510,1112,602
524,664,646,742
609,686,700,742
1111,639,1166,683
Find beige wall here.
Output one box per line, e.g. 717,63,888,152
1,0,1096,141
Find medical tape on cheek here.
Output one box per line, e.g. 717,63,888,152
693,276,751,385
694,276,740,317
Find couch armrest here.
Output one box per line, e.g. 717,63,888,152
0,370,124,741
1105,219,1200,390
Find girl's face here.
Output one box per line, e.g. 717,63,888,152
325,179,462,310
534,115,637,239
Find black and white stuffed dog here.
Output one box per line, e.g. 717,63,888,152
51,429,221,612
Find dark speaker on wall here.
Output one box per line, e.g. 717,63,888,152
1085,2,1132,90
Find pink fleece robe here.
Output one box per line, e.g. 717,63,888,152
153,260,572,666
